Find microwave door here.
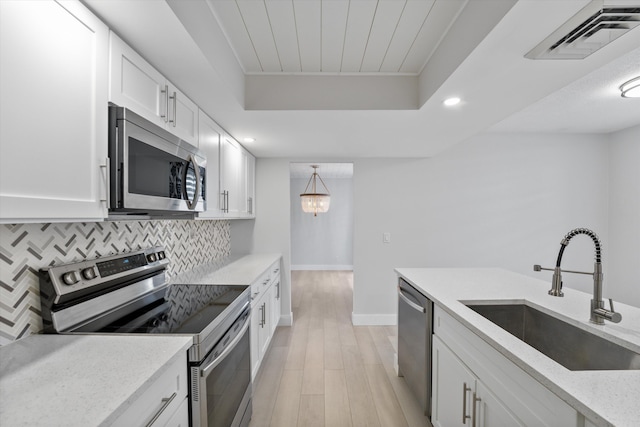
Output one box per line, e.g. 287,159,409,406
119,120,205,213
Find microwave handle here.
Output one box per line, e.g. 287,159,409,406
185,154,202,210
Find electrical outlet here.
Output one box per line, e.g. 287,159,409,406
383,232,391,243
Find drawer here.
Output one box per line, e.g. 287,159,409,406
112,351,187,426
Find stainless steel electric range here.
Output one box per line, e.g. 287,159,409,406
39,246,252,427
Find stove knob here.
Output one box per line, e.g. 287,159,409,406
81,266,97,280
62,271,81,286
147,253,157,263
158,251,165,260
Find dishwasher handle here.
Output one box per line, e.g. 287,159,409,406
398,286,426,313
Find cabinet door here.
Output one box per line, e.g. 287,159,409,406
432,336,476,427
258,288,272,358
164,397,189,427
245,151,256,217
113,352,188,426
271,275,281,333
197,110,223,218
250,297,262,377
475,381,524,427
0,0,108,222
220,135,242,216
167,82,199,146
109,31,168,128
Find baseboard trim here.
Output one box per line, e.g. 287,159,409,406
278,312,293,326
351,313,397,326
291,264,353,271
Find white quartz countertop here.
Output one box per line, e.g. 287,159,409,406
169,253,282,285
0,334,192,426
395,268,640,427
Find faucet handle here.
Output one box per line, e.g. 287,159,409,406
593,298,623,323
608,299,623,323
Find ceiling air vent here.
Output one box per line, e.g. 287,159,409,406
526,1,640,59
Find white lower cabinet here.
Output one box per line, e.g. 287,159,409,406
432,306,578,427
164,396,189,427
250,259,281,379
112,352,188,426
432,335,523,427
270,274,281,336
251,282,272,378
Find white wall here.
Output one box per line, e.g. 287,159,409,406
607,124,640,308
353,133,611,324
234,129,637,328
290,177,353,270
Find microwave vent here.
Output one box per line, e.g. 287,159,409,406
526,2,640,59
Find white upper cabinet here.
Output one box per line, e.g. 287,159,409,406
198,115,256,220
197,110,223,218
0,0,109,223
220,135,243,217
109,32,198,145
245,152,256,217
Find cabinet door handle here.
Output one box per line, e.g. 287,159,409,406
462,382,471,424
169,91,177,127
145,392,176,427
100,158,110,204
160,85,169,122
472,392,481,427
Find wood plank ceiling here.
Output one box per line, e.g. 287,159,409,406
206,0,467,74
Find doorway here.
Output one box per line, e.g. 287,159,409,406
289,163,354,271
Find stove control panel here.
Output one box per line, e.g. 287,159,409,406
41,246,169,304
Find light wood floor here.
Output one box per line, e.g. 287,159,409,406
249,270,432,427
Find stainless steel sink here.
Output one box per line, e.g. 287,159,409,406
465,303,640,371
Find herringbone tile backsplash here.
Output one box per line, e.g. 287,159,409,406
0,220,230,345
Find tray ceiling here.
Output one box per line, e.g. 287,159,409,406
206,0,466,74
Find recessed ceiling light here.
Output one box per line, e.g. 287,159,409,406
243,137,256,143
444,97,461,107
620,76,640,98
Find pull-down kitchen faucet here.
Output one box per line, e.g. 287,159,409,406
534,228,622,324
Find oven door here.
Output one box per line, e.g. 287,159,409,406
110,106,206,213
191,306,252,427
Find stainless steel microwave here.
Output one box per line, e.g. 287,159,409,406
107,105,206,218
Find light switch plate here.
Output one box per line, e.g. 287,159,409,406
383,232,391,243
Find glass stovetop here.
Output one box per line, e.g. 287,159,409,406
100,284,248,334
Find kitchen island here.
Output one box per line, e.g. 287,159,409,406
395,268,640,427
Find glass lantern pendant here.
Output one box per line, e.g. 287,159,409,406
300,165,331,217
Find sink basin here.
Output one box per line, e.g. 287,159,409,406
465,303,640,371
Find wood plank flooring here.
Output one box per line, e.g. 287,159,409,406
250,270,432,427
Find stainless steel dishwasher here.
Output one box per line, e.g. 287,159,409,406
397,277,433,418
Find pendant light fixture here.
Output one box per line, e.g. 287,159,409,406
300,165,330,216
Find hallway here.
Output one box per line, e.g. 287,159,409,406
249,270,431,427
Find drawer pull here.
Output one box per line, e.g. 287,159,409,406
472,392,481,427
145,392,177,427
462,382,471,424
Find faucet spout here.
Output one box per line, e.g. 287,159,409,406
535,228,621,324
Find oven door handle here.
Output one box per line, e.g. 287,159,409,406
201,316,250,377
